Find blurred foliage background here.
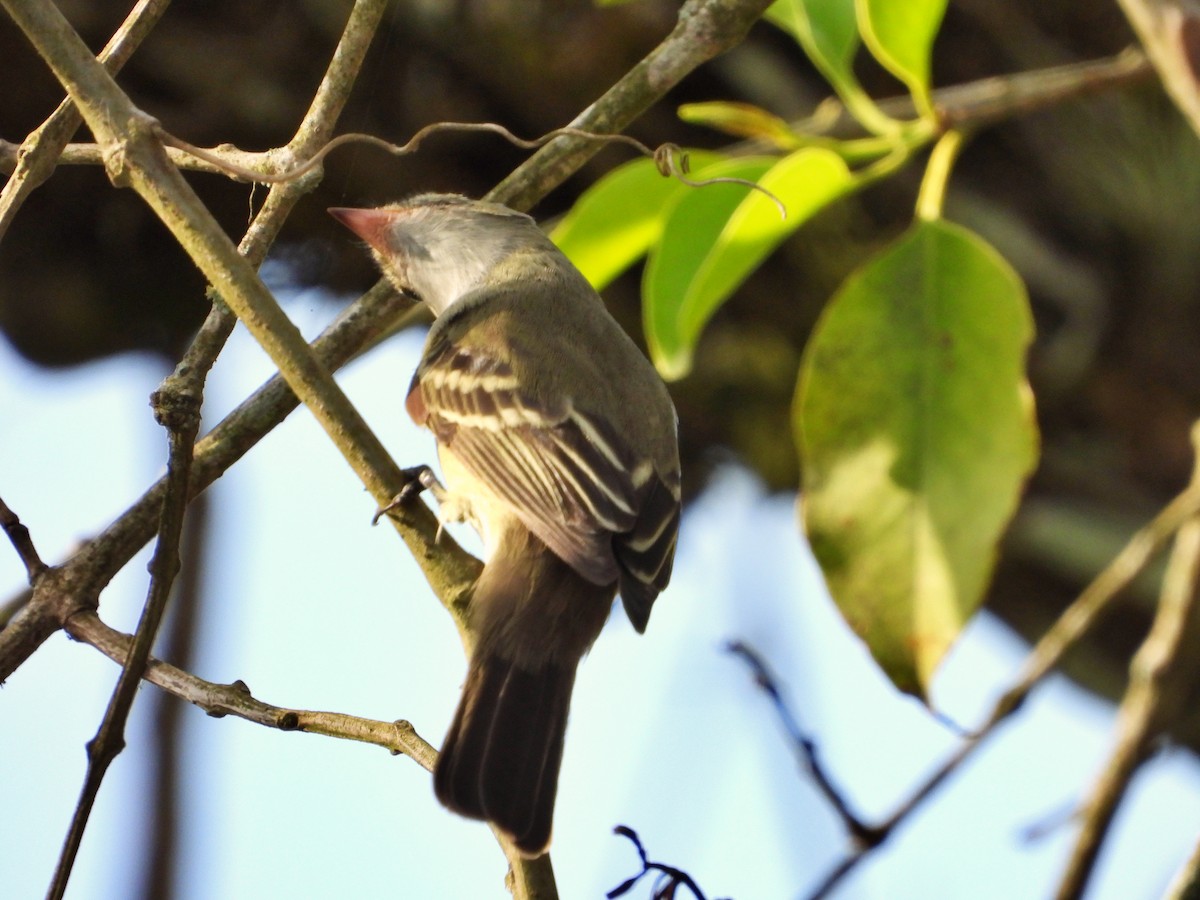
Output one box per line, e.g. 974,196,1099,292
3,0,1200,743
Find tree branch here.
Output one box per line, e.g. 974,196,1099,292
47,367,202,900
0,495,47,581
2,0,445,629
0,287,437,683
65,609,437,766
1055,422,1200,898
0,0,171,244
140,492,208,900
733,462,1200,899
727,642,882,850
1113,0,1200,139
1165,831,1200,899
800,47,1154,138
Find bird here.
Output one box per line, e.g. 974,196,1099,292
330,194,681,856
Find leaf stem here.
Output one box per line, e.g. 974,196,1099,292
915,129,965,221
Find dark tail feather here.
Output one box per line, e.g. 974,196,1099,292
434,652,574,856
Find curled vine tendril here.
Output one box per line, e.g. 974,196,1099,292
156,122,787,218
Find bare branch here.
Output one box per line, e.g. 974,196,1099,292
139,494,208,900
0,0,171,243
0,495,47,581
0,286,401,678
789,47,1155,140
607,825,725,900
168,0,392,469
47,357,203,899
1055,422,1200,898
1165,831,1200,899
0,138,288,178
727,641,882,849
733,459,1200,899
498,840,559,900
66,609,437,766
1114,0,1200,139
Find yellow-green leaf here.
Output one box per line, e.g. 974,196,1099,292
857,0,947,115
765,0,860,97
645,149,855,380
766,0,901,135
795,219,1038,696
677,101,800,148
550,151,721,291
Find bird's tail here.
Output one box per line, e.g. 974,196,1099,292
432,526,614,856
434,652,575,856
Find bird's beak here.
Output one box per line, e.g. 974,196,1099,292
328,207,397,253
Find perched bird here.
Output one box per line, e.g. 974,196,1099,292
330,194,681,856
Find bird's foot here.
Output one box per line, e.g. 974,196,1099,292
372,465,446,525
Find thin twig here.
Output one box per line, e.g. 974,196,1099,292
0,0,171,243
750,47,1154,146
165,0,391,476
156,124,660,184
607,826,725,900
0,138,283,178
47,369,202,900
65,609,437,767
0,495,47,580
140,493,208,900
739,466,1200,899
1055,423,1200,899
1165,832,1200,900
727,641,882,849
0,287,436,684
1113,0,1200,138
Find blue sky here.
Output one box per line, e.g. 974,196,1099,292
3,294,1199,899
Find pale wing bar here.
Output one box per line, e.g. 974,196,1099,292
416,345,671,595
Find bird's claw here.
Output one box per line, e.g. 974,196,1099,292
372,465,438,525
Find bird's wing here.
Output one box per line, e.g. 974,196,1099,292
409,339,651,588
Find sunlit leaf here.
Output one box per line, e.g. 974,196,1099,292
551,152,721,291
767,0,901,135
857,0,948,114
642,157,773,379
765,0,859,95
677,101,800,148
795,219,1038,696
645,149,854,380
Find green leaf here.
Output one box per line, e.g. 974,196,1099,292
766,0,901,135
677,101,800,148
795,220,1038,696
857,0,948,115
550,152,721,291
645,149,855,380
765,0,859,94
